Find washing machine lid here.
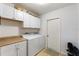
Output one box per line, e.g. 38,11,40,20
22,34,42,40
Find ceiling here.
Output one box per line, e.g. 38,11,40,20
19,3,75,15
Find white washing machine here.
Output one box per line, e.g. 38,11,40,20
22,34,45,56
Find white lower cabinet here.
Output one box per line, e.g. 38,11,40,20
0,44,17,56
0,41,27,56
15,41,27,56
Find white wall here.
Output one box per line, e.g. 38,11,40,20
76,4,79,49
40,4,79,55
0,25,20,37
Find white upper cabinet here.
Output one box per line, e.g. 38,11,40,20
31,16,40,28
14,9,24,21
34,17,40,28
0,4,40,28
28,14,35,28
0,4,23,21
23,12,31,28
0,4,14,19
23,13,40,28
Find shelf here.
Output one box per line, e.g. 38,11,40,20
0,16,23,27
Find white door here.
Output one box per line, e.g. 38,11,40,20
0,44,17,56
15,41,27,56
47,19,60,53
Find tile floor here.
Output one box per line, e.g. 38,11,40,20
36,49,62,56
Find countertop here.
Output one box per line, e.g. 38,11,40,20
0,36,25,47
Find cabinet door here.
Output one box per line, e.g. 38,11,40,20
23,12,40,28
0,44,17,56
35,18,40,28
14,9,24,21
16,41,27,56
1,4,14,19
30,16,40,28
23,13,31,28
29,15,40,28
29,15,36,28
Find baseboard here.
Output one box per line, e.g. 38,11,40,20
60,51,67,56
47,48,67,56
34,48,45,56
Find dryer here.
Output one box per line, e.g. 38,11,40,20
22,34,45,56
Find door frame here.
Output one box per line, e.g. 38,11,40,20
47,18,61,52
